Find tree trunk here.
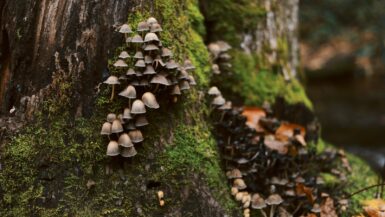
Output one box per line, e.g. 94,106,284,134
0,0,300,216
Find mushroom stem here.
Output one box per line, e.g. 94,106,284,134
154,83,159,92
269,205,275,217
110,85,115,101
129,98,132,109
260,209,268,217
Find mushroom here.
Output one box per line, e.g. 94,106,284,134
233,178,247,190
118,133,134,147
120,147,137,157
251,194,268,217
119,85,136,108
144,44,159,52
231,187,238,196
226,168,242,179
103,76,120,101
179,80,190,91
242,193,251,207
218,101,232,110
212,95,226,106
144,55,153,64
151,74,170,91
171,84,181,95
183,59,195,71
243,208,250,217
119,75,128,80
235,192,245,201
137,21,150,32
129,130,144,143
135,59,146,68
265,194,283,217
144,65,156,75
135,115,149,127
311,203,321,214
139,78,149,87
119,51,130,59
133,51,144,59
144,32,160,43
153,55,166,68
119,24,132,39
142,92,160,109
212,64,221,74
111,119,124,134
165,59,179,70
106,141,119,156
126,68,136,76
106,113,117,123
100,122,112,135
147,17,158,25
131,34,144,50
161,48,172,58
113,59,128,67
123,108,132,120
159,199,165,207
208,86,221,96
188,75,197,86
150,23,163,33
217,40,232,52
131,100,146,114
178,69,189,80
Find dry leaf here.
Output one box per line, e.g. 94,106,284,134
242,107,266,132
321,197,338,217
296,183,315,204
264,135,289,154
362,199,385,217
275,123,306,142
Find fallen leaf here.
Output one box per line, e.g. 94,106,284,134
296,183,315,204
264,135,289,154
321,197,338,217
242,107,266,132
275,123,306,142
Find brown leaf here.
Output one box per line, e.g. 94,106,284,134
275,123,306,142
321,197,338,217
296,183,315,204
242,107,266,132
264,135,289,154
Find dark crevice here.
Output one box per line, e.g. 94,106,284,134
0,29,11,115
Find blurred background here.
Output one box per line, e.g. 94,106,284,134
300,0,385,154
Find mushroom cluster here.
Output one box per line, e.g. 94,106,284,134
207,41,232,75
208,87,350,216
100,17,196,158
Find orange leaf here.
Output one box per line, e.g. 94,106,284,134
242,107,266,132
296,183,315,204
275,123,306,142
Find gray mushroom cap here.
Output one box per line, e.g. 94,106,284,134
208,86,221,96
139,78,149,87
188,75,197,86
166,60,179,69
113,59,128,68
129,130,144,143
100,122,112,135
179,80,190,91
137,21,150,32
126,121,136,130
217,40,232,52
144,55,154,64
119,51,130,59
119,24,132,34
119,85,136,99
212,95,226,106
178,69,189,80
106,113,117,123
171,85,181,95
226,168,242,179
104,76,120,85
123,108,132,119
265,194,283,206
150,74,170,86
183,59,195,71
135,59,146,68
251,194,267,209
144,32,160,42
126,68,136,76
150,23,163,33
144,65,156,75
135,115,149,127
131,99,146,114
134,51,144,59
144,44,159,51
118,133,134,147
147,17,158,25
142,92,160,109
111,119,124,133
106,141,120,156
131,34,144,43
161,48,173,57
120,147,137,157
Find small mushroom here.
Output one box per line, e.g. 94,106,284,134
212,64,221,74
212,95,226,106
103,76,120,101
100,122,112,135
119,85,136,99
179,80,190,91
119,24,132,34
265,194,283,217
118,133,134,147
106,113,117,123
126,68,136,76
129,130,144,143
208,86,221,96
153,55,166,68
251,194,267,217
147,17,158,25
218,101,232,110
142,92,160,109
188,75,197,86
235,192,245,201
226,168,242,179
113,59,128,67
135,115,149,127
120,147,137,157
144,65,156,75
135,59,146,68
171,85,181,95
151,74,170,86
244,208,250,217
165,59,179,69
119,51,130,59
231,187,238,196
131,34,144,47
144,32,160,42
157,191,164,200
150,23,163,33
161,48,173,57
233,178,247,190
111,119,124,134
139,78,149,87
131,99,146,114
123,108,132,120
311,203,321,214
178,69,189,80
106,141,119,156
144,44,159,51
144,55,153,64
134,51,144,59
137,21,150,32
183,59,195,71
159,199,165,207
